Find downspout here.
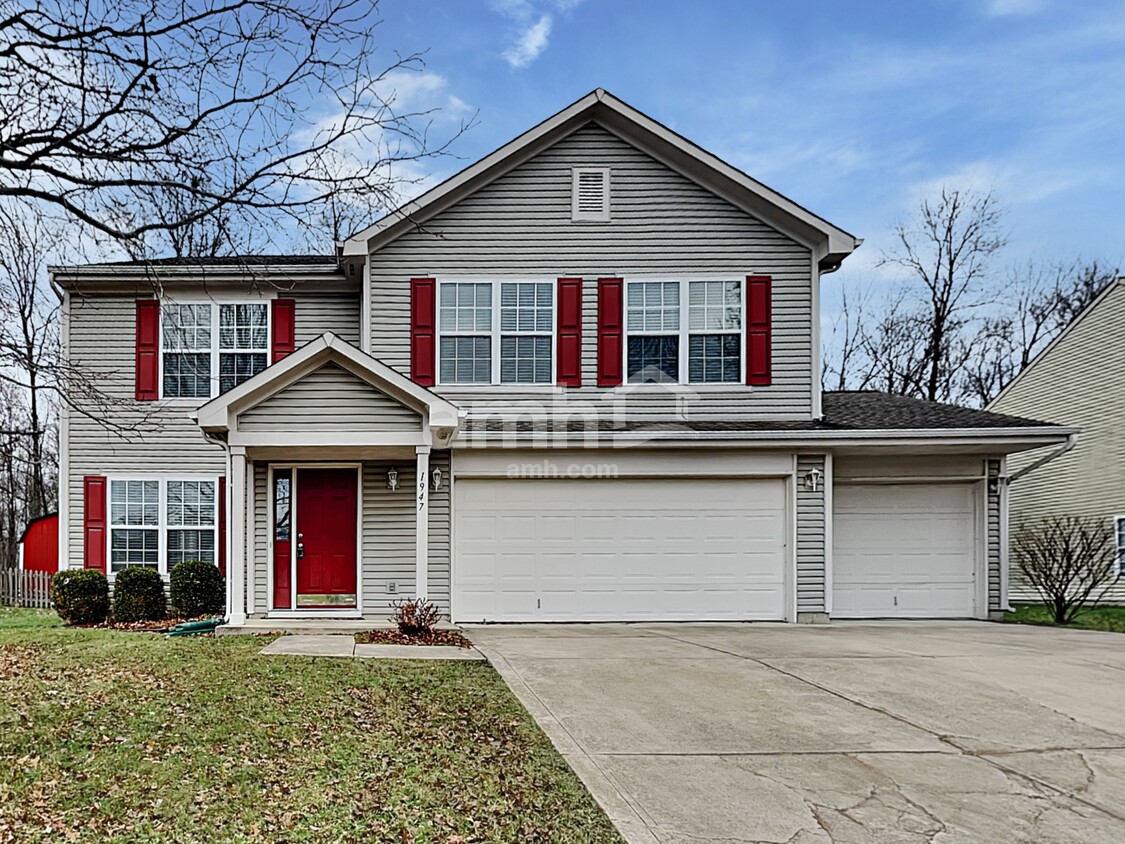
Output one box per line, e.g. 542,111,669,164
199,421,233,625
999,431,1078,612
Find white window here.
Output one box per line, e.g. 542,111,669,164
437,281,555,385
572,167,610,221
109,478,219,575
500,282,553,384
625,279,744,384
162,301,269,399
109,480,160,572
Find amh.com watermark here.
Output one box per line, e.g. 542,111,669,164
505,459,619,479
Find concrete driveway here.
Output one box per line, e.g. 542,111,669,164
468,622,1125,844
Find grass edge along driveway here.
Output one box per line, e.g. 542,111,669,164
0,609,623,844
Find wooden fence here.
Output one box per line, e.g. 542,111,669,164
0,569,53,609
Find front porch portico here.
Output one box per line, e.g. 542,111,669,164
194,333,462,625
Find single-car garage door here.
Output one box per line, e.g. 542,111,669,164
453,477,787,622
833,483,979,618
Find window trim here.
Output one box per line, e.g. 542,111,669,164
571,167,611,222
622,276,748,386
434,278,559,388
1115,515,1125,577
106,475,220,578
159,296,274,401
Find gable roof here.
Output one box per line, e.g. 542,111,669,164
987,276,1124,409
342,89,860,268
194,332,462,433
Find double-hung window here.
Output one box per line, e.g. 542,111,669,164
439,283,492,384
167,480,217,566
109,480,160,572
626,280,743,384
163,304,212,399
109,478,218,575
500,282,553,384
438,281,555,385
162,301,269,398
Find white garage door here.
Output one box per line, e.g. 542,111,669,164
833,483,979,618
453,477,787,622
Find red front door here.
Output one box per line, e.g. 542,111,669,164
295,468,358,608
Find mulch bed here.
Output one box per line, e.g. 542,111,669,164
354,628,474,648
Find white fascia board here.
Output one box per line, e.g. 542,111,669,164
342,89,859,263
451,427,1075,450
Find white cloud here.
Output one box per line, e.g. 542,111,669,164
503,14,553,68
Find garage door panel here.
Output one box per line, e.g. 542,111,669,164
454,477,787,622
833,483,978,619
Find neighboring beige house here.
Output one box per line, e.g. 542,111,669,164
52,89,1072,627
989,277,1125,603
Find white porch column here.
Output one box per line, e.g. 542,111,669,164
415,446,431,599
244,457,255,619
227,447,247,626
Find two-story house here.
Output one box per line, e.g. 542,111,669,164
52,90,1072,627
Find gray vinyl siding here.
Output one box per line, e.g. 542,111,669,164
991,280,1125,604
369,122,815,421
63,285,360,568
796,453,826,613
987,458,1002,612
238,363,419,432
246,455,452,618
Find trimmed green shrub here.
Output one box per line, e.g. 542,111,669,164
112,567,167,622
52,569,109,625
169,560,225,617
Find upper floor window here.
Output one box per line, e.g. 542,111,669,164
108,477,217,574
625,280,743,384
438,281,554,385
162,302,269,399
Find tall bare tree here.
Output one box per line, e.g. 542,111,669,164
0,0,468,253
879,187,1007,402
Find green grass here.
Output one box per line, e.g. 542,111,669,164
1003,602,1125,633
0,609,622,843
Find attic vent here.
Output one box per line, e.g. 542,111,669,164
572,167,610,221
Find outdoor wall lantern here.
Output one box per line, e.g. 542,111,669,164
803,467,822,493
387,467,399,491
432,467,443,491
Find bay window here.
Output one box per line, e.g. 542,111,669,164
626,279,744,384
438,280,555,385
109,478,219,575
162,301,269,398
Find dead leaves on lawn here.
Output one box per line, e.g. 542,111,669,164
0,635,622,843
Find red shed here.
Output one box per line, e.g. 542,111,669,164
19,513,58,573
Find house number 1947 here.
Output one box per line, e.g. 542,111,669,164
417,473,427,512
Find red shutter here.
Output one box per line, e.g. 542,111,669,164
135,300,159,401
556,278,583,387
271,298,296,363
746,275,772,386
217,476,226,577
597,278,624,387
410,278,437,386
83,476,107,573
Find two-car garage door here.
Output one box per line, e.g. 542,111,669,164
453,477,787,622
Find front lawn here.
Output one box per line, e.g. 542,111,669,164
1003,602,1125,633
0,608,622,843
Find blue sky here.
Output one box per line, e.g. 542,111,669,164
369,0,1124,289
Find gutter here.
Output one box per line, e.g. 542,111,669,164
1005,431,1079,483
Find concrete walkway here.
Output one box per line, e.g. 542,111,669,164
259,634,484,660
469,621,1125,844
